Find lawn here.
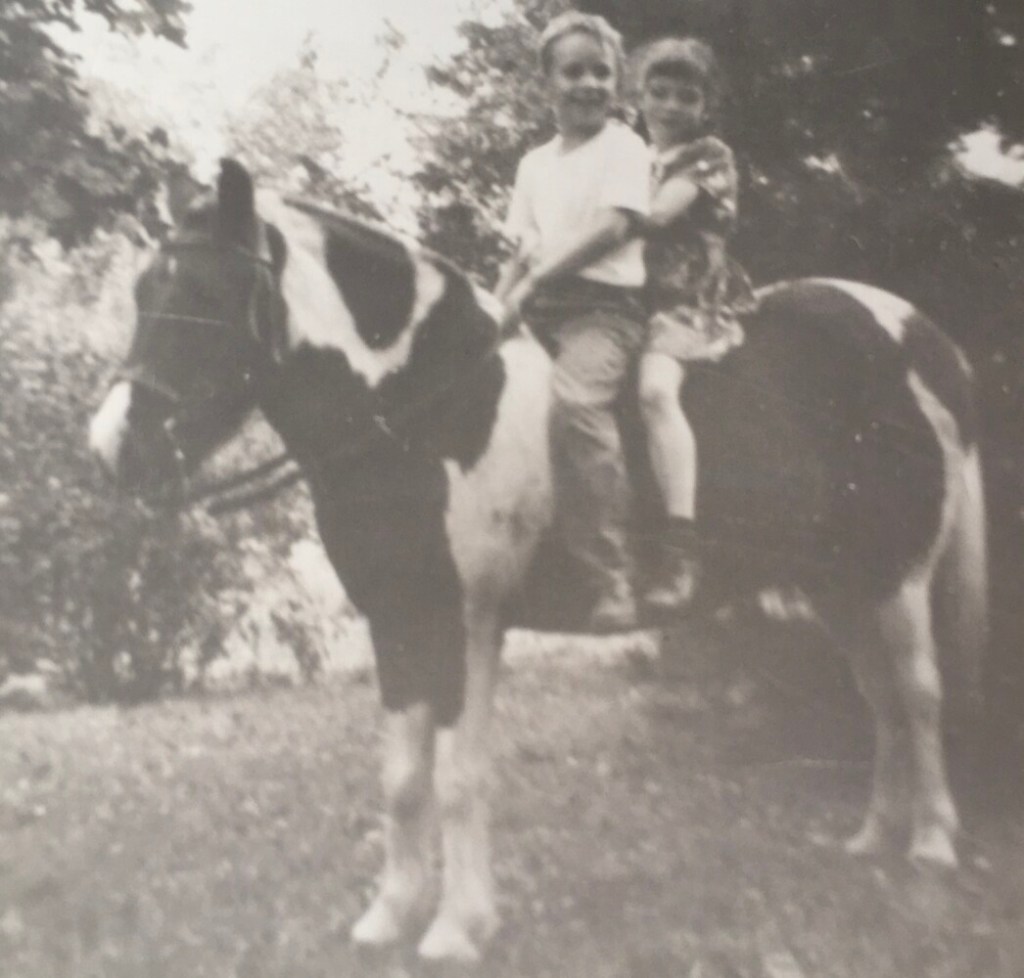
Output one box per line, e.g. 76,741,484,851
1,628,1022,978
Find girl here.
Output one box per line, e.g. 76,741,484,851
496,12,651,631
634,37,757,611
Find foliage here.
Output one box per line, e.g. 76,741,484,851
0,226,334,701
411,0,569,279
224,43,375,220
572,0,1024,291
0,0,190,244
1,20,404,704
414,0,1024,281
224,39,418,224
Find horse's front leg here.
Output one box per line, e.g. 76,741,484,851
418,602,502,964
352,702,436,947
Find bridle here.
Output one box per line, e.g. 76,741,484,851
117,237,295,511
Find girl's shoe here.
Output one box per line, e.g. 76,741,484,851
644,517,700,614
644,555,699,613
589,573,638,632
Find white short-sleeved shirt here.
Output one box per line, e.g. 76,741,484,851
504,121,650,289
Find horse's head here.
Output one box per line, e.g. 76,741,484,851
90,160,285,502
92,157,506,504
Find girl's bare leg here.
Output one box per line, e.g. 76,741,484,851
639,351,699,611
639,352,695,519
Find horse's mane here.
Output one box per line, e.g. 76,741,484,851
283,197,472,284
177,190,476,288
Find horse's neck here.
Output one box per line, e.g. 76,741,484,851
255,195,509,474
258,331,510,485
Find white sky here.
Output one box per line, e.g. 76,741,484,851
176,0,490,108
67,1,1023,198
954,126,1024,187
67,0,509,185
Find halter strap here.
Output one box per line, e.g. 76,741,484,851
138,312,232,328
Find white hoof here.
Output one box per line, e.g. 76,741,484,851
909,826,958,869
351,898,404,948
417,910,498,965
844,815,892,857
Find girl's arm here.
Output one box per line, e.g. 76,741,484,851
640,141,738,236
636,174,701,234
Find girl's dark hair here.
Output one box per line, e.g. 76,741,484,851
632,37,724,121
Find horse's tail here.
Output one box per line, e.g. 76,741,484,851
935,442,988,713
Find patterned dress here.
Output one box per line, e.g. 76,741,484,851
645,135,757,362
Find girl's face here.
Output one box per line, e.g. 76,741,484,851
546,31,618,141
641,72,707,148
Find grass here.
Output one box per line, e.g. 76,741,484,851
0,631,1022,978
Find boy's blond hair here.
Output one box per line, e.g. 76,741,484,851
537,11,626,86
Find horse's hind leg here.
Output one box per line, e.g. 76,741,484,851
418,601,502,963
352,703,436,947
838,605,911,858
840,579,959,866
885,577,959,866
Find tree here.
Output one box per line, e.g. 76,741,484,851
577,0,1024,281
414,0,1024,286
0,0,190,244
413,0,1024,707
225,42,385,223
412,0,568,279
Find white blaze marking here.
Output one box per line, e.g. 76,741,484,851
256,192,445,389
88,381,132,472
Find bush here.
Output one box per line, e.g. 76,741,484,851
0,222,333,702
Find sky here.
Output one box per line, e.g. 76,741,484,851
954,126,1024,187
67,0,1023,197
68,0,509,184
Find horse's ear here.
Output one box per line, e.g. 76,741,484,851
217,158,257,242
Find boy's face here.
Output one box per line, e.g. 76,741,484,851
641,73,706,148
546,31,618,140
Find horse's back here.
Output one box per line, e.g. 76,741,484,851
685,278,974,599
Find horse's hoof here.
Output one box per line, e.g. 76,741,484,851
418,910,498,965
351,898,405,948
844,817,893,857
909,827,958,869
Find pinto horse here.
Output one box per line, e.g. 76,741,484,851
89,160,986,964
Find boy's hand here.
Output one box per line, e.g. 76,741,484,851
499,273,538,331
